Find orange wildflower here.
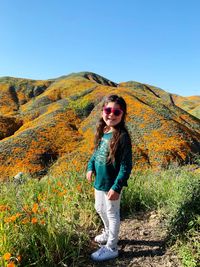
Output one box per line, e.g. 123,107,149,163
4,213,22,223
58,189,67,196
7,262,15,267
57,181,62,187
4,215,15,223
76,184,82,192
32,203,39,213
0,205,10,211
40,219,45,225
31,217,38,224
3,252,11,260
4,217,10,223
52,188,59,193
22,218,30,224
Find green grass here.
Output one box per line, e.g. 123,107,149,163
121,167,200,267
1,171,98,266
1,166,199,266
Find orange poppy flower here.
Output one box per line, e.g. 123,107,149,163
3,252,11,260
31,217,38,224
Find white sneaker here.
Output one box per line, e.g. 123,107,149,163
91,246,118,261
94,230,108,244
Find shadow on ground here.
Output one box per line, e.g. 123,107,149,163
81,237,166,267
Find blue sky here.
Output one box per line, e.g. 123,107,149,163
0,0,200,96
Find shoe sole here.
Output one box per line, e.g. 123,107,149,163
91,253,118,262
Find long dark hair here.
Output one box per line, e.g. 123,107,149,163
94,94,131,163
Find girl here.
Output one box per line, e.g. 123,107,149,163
86,94,132,261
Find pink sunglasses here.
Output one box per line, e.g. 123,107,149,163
103,107,123,116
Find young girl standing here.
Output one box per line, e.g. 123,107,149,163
86,94,132,261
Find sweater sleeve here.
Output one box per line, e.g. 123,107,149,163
111,133,132,193
87,150,96,172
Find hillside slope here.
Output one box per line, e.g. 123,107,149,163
172,94,200,119
0,72,200,180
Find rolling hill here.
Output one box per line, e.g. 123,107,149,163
0,72,199,180
171,94,200,119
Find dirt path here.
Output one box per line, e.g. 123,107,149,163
81,211,182,267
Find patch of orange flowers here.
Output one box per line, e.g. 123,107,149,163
2,253,21,267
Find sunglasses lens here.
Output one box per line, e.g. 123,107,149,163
104,107,112,114
104,107,122,116
113,110,121,116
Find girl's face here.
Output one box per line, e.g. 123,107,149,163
102,102,123,130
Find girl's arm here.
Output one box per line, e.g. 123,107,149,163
87,150,96,172
86,150,97,182
86,170,93,183
111,133,132,194
107,189,120,200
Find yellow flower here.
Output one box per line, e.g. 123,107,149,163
22,218,30,224
3,252,11,260
4,217,10,223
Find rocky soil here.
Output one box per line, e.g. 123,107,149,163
81,211,182,267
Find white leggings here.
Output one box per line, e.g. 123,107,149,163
94,189,121,249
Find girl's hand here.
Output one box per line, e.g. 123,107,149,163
107,189,120,200
86,171,93,183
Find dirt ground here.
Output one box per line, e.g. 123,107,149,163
81,211,182,267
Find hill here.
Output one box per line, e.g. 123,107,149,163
171,94,200,119
0,72,200,180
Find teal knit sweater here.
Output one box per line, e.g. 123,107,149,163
87,131,132,193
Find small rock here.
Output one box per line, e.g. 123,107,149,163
150,213,157,219
13,172,24,184
143,230,150,236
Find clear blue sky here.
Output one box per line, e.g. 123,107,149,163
1,0,200,96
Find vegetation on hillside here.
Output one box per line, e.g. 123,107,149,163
0,72,199,179
172,94,200,119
